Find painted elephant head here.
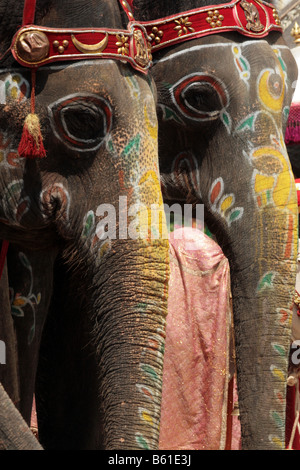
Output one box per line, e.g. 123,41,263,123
132,0,298,449
0,0,169,450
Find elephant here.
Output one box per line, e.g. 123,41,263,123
0,382,42,450
0,0,170,450
129,0,299,450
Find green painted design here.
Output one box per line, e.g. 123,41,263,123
137,302,148,313
82,210,95,239
160,104,183,124
239,56,248,71
283,106,290,120
127,75,139,91
272,343,286,357
257,272,276,292
221,111,232,133
271,411,284,429
236,115,255,133
135,434,150,449
278,57,286,72
106,138,116,155
204,225,213,238
228,208,243,223
121,134,141,158
11,304,24,317
141,364,159,382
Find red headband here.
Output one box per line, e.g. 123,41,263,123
11,0,152,74
10,0,152,162
128,0,282,53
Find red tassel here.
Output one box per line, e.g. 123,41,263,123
18,68,46,159
18,113,46,158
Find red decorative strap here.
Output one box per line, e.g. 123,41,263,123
11,24,152,74
139,0,282,52
0,240,9,281
22,0,36,26
119,0,135,21
11,0,152,74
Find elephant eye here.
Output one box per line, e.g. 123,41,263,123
48,94,112,152
171,74,228,121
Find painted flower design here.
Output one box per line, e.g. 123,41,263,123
4,73,29,103
0,132,20,167
174,17,195,36
10,252,41,344
116,34,129,55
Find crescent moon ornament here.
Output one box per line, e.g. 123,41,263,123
71,33,109,54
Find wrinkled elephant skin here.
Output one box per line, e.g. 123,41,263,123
133,0,298,449
0,0,169,450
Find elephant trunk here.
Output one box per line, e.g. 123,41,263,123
88,238,169,450
227,177,297,449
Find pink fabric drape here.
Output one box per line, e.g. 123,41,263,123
159,227,240,450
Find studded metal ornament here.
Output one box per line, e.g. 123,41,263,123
15,30,49,64
272,8,281,26
150,27,164,44
141,0,282,52
53,39,69,54
174,17,195,37
206,10,225,28
116,34,130,55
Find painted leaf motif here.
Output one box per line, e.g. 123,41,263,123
257,272,276,292
278,308,289,324
82,211,95,239
235,115,255,133
13,295,27,307
141,411,153,425
272,343,286,357
122,134,141,159
283,106,290,120
135,434,150,450
271,365,285,382
160,105,183,124
271,411,284,428
221,111,232,133
19,252,31,270
36,292,41,305
11,305,24,317
228,207,244,224
28,325,35,345
270,436,284,449
210,180,222,205
141,364,159,382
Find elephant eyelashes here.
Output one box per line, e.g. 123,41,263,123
48,94,112,152
171,74,228,121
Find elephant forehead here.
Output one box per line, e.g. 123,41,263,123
0,60,155,113
37,61,152,108
153,40,294,82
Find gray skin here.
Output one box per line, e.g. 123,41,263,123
0,0,169,450
132,0,299,450
0,382,42,450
